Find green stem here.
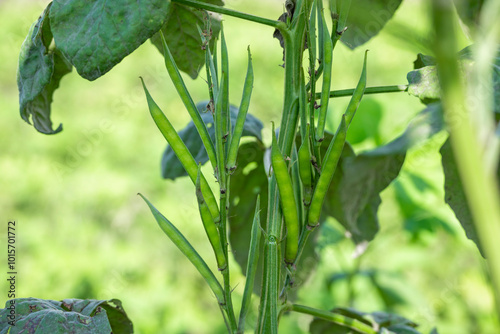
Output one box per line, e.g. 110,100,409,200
432,0,500,314
171,0,283,28
313,85,408,100
289,304,377,334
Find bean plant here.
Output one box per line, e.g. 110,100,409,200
3,0,500,333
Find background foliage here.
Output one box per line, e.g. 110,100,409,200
0,0,497,332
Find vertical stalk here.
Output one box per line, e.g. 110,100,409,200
432,0,500,314
259,1,311,331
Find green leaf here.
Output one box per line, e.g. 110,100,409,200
324,104,444,245
0,298,132,334
336,0,403,49
407,45,500,112
49,0,170,81
151,1,222,79
17,3,72,134
440,138,493,257
161,102,263,180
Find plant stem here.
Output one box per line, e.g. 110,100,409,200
289,304,377,334
313,84,408,100
432,0,500,314
171,0,283,28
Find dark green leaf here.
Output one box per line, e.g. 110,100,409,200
413,53,435,69
324,104,444,245
17,3,72,134
440,139,489,257
49,0,170,80
0,298,132,334
151,2,222,79
407,45,500,112
161,101,263,180
336,0,403,49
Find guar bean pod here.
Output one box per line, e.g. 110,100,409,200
196,165,227,270
345,50,368,127
140,78,220,221
139,194,224,304
270,123,299,264
308,116,346,227
227,47,254,172
298,124,313,206
160,32,218,170
315,7,333,143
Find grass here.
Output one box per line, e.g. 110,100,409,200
0,0,497,333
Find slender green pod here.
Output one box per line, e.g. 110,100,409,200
220,23,231,144
227,47,254,172
299,68,308,140
160,32,218,170
140,78,220,221
214,74,227,184
139,193,224,304
308,116,347,227
198,24,218,100
270,123,299,264
298,124,313,206
237,196,261,334
261,235,279,334
345,50,368,127
196,165,227,270
315,8,333,143
336,0,351,34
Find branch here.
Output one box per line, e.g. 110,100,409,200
172,0,283,28
313,85,408,100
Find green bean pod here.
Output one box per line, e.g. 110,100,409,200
139,193,224,304
220,23,231,143
345,50,368,127
308,116,347,227
160,32,218,170
140,78,220,221
270,123,299,264
315,7,333,143
237,196,261,333
227,47,254,172
196,165,227,270
298,124,313,206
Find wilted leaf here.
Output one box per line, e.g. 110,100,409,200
161,102,263,179
335,0,403,49
50,0,170,80
17,3,72,134
0,298,133,334
151,1,223,79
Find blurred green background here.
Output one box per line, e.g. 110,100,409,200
0,0,497,333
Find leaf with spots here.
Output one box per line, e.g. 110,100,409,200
151,1,223,79
49,0,171,81
17,3,72,134
0,298,133,333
